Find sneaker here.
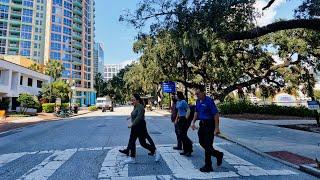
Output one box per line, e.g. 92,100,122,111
154,150,161,162
123,157,136,164
199,165,213,173
216,152,224,166
119,149,129,156
180,151,192,157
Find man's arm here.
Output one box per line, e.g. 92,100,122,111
191,112,198,130
214,113,221,135
131,107,144,127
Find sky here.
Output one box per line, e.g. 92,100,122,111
95,0,304,65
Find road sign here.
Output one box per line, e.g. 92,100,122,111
162,81,176,93
307,101,319,110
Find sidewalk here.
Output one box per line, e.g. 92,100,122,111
220,117,320,163
0,110,92,134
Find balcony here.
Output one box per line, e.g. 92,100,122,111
72,25,82,32
73,0,82,8
72,34,82,41
73,17,82,24
73,9,82,16
73,42,82,50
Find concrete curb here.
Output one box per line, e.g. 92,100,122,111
217,134,320,178
0,111,94,136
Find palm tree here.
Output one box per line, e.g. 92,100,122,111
45,60,64,81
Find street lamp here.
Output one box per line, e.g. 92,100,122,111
177,57,193,102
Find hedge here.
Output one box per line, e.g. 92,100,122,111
218,101,315,118
42,103,69,113
89,106,97,111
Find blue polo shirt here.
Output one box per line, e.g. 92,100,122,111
195,96,218,121
176,100,188,117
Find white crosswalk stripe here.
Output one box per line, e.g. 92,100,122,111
98,147,128,179
17,149,77,180
0,143,302,180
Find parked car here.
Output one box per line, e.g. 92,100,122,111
96,97,114,112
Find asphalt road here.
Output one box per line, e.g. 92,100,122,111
0,107,317,180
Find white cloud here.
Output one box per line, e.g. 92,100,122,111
120,59,136,66
254,0,286,27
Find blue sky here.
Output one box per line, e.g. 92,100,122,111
95,0,303,65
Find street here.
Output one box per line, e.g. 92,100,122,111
0,107,317,180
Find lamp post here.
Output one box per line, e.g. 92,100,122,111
177,57,193,102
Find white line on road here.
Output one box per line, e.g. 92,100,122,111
214,146,299,177
0,152,29,167
111,175,172,180
17,149,77,180
98,147,128,179
157,146,239,179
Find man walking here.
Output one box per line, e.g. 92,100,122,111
191,87,224,172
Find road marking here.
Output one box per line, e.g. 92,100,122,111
214,146,299,177
17,149,77,180
157,146,239,179
98,147,128,179
0,152,29,167
112,175,172,180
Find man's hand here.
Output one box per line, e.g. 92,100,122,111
128,124,132,128
191,122,197,131
214,127,221,135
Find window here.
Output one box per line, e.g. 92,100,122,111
51,42,61,50
27,78,32,87
37,80,42,88
51,33,61,41
22,16,33,23
20,76,23,85
51,24,61,32
20,49,30,56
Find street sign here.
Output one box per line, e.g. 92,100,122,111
307,101,319,110
162,81,176,93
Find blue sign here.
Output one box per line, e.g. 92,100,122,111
307,101,319,110
162,81,176,93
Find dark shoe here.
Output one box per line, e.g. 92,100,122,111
216,152,224,166
200,165,213,173
148,149,156,156
119,149,129,156
173,146,182,150
180,151,192,157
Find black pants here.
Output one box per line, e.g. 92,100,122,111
198,120,221,166
178,116,193,153
174,122,182,148
127,122,156,157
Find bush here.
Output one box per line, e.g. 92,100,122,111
89,106,97,111
42,103,55,113
17,93,40,114
218,100,314,118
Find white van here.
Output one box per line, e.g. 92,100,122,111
96,97,114,111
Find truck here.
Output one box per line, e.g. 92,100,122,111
96,96,114,112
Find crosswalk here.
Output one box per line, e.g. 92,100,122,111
0,143,300,180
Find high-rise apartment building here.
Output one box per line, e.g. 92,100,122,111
93,42,104,77
104,64,123,81
0,0,96,106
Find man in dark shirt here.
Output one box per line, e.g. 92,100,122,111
191,87,224,172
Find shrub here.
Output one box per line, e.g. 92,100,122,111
42,103,55,113
17,93,40,114
89,106,97,111
218,100,314,118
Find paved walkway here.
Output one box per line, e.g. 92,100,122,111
221,118,320,161
248,120,318,126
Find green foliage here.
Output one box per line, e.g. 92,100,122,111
162,93,170,107
42,103,55,113
45,60,64,81
218,101,314,117
94,73,105,97
41,80,70,103
88,106,97,111
17,93,40,114
314,90,320,100
0,99,9,110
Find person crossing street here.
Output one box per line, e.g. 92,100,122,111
191,87,224,172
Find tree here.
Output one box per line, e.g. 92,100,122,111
17,93,40,114
94,73,105,97
45,60,64,81
28,63,44,73
41,80,70,103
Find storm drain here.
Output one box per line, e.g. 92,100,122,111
266,151,316,165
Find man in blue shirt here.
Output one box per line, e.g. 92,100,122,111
191,87,224,172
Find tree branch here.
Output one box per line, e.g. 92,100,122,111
262,0,275,10
224,19,320,41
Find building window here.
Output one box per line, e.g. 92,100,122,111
20,76,23,85
27,78,32,87
37,80,42,88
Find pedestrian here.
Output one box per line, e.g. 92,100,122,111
171,95,182,150
175,91,193,156
119,94,160,164
191,87,224,172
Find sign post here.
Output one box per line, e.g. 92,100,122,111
307,101,320,126
162,81,176,109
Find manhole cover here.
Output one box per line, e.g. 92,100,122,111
266,151,316,165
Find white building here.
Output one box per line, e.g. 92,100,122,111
0,59,51,111
104,64,124,81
